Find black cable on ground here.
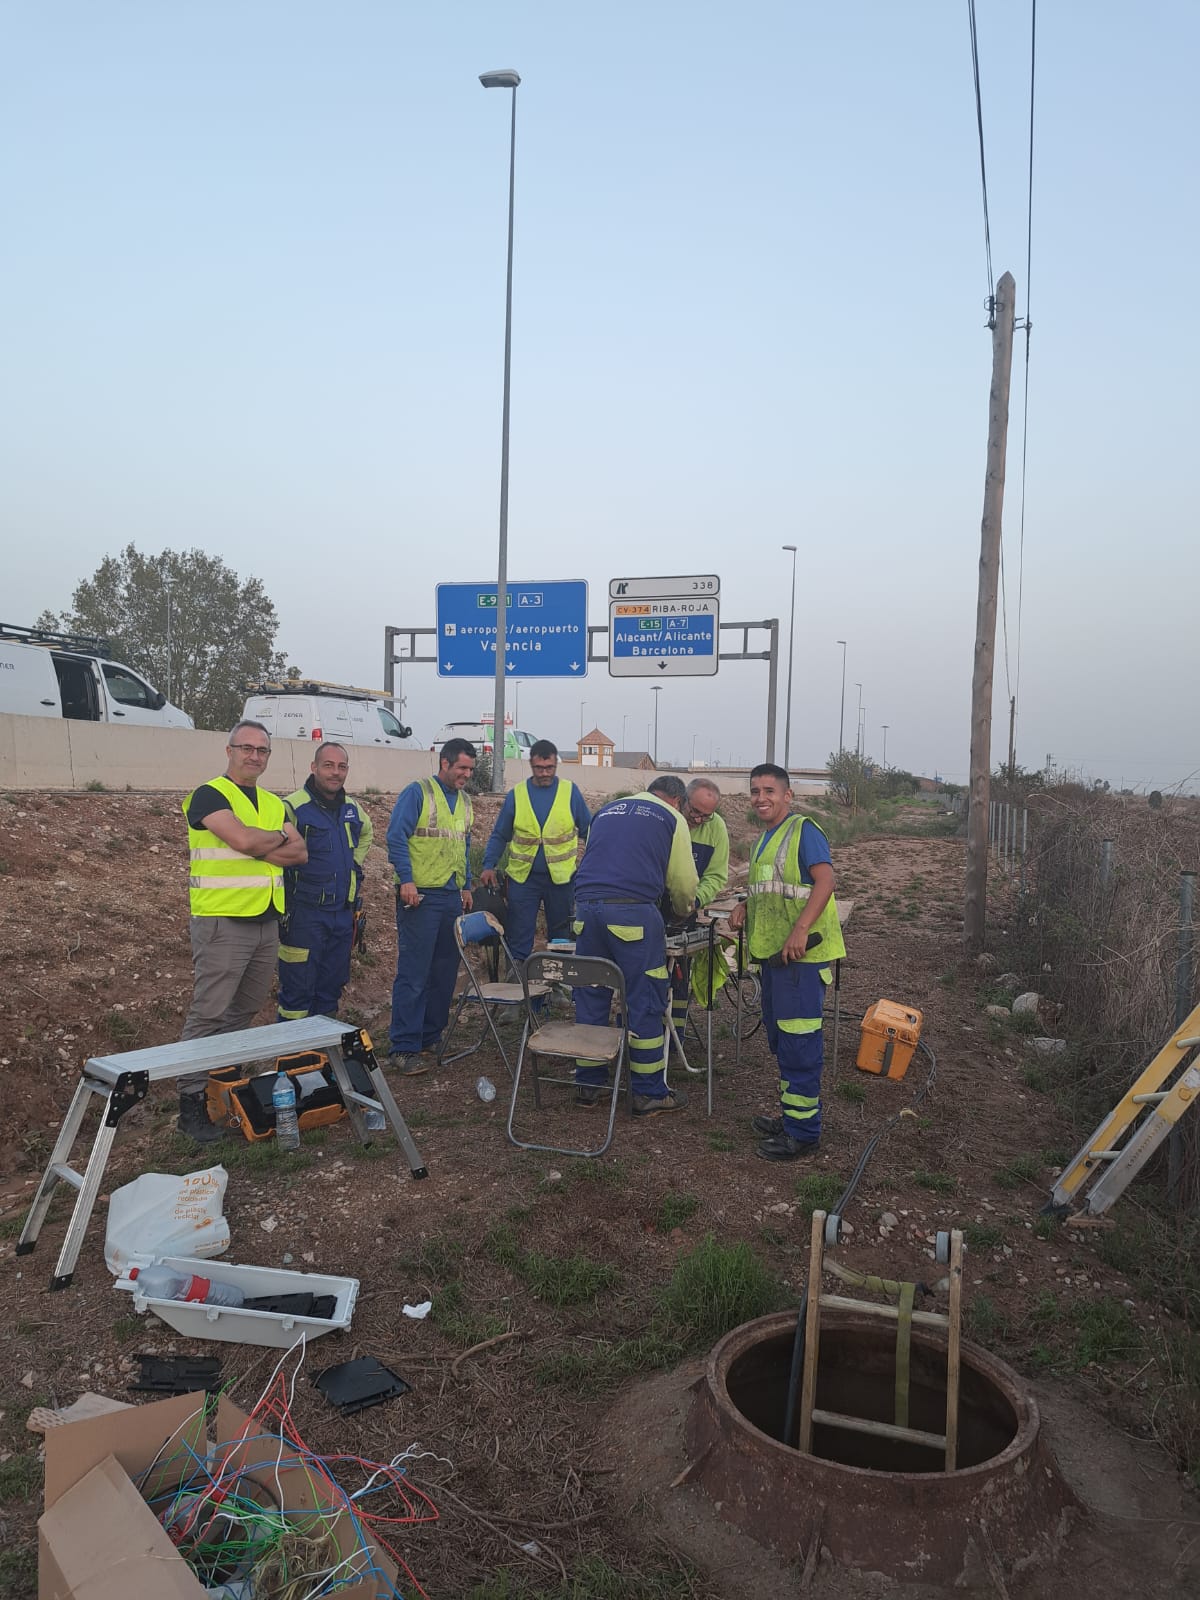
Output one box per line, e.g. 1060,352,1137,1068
780,1020,941,1448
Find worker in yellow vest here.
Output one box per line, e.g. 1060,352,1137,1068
479,740,591,962
385,737,476,1073
729,763,845,1162
178,720,308,1143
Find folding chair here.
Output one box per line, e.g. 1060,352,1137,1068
438,911,549,1077
506,952,627,1159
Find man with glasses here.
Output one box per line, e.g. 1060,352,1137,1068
177,720,307,1143
668,777,731,1037
479,739,591,964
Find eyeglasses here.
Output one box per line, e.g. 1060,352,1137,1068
229,743,271,757
685,805,715,822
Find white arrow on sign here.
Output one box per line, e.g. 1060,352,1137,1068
443,662,455,671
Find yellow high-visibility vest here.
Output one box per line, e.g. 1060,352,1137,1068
405,779,473,889
506,779,578,885
746,814,844,963
183,777,286,917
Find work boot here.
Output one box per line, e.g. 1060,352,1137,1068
632,1087,689,1118
575,1081,611,1108
386,1052,428,1077
755,1131,820,1163
177,1090,225,1146
751,1114,785,1137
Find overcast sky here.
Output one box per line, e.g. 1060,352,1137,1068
2,3,1196,789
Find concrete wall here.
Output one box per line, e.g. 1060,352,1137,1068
0,713,826,798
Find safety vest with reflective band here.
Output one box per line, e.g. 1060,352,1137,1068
746,813,845,963
183,777,286,917
505,779,579,885
402,779,473,890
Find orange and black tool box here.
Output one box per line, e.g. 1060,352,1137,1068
855,1000,924,1081
207,1050,351,1142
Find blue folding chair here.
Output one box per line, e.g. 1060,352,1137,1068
506,951,627,1159
439,911,549,1078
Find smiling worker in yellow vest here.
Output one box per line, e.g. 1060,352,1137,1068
479,740,591,962
178,719,308,1143
729,762,845,1162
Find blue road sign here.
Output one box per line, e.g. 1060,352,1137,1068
436,581,589,678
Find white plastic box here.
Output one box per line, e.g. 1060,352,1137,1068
115,1254,359,1349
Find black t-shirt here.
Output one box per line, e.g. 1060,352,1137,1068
187,781,280,922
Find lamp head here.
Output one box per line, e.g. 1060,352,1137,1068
480,69,521,88
782,544,797,552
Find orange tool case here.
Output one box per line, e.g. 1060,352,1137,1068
855,1000,924,1081
207,1050,350,1142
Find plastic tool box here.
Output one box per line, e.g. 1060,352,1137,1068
116,1254,359,1348
855,1000,924,1081
207,1050,350,1142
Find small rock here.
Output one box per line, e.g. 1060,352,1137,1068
1012,992,1041,1015
302,1251,315,1263
282,1253,294,1264
259,1216,278,1233
546,1170,562,1183
1029,1037,1067,1056
985,1004,1011,1020
767,1201,792,1215
974,952,999,974
996,972,1023,993
880,1211,899,1230
20,1371,34,1389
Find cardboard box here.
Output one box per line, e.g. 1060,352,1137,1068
39,1391,397,1600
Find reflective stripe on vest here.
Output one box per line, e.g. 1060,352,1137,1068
406,779,473,889
746,814,845,963
183,777,285,917
506,779,578,885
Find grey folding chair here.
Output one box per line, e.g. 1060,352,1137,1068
439,911,550,1078
506,952,627,1159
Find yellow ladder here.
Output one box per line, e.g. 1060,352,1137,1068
1046,1000,1200,1218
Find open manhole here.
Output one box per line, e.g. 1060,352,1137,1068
685,1310,1071,1583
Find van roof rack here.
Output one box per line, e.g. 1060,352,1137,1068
244,678,389,702
1,621,113,658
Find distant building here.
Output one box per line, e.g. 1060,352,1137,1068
613,750,656,772
577,728,615,768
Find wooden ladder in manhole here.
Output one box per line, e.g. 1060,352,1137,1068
799,1210,965,1471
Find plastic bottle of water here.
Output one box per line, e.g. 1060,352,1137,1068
476,1075,496,1103
128,1264,244,1307
273,1070,301,1150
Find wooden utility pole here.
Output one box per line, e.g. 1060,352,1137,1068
964,273,1016,955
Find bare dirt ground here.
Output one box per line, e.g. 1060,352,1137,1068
1,789,1197,1598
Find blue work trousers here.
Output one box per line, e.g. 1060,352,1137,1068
390,887,462,1054
277,903,355,1021
573,900,669,1098
761,960,829,1144
504,872,574,964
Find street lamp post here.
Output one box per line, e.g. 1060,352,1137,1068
513,679,522,724
579,701,587,742
163,576,173,704
855,682,863,756
782,544,798,768
621,713,628,752
480,66,521,793
691,731,698,767
651,686,662,767
836,639,847,753
881,724,889,767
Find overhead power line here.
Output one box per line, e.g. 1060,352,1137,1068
966,0,995,316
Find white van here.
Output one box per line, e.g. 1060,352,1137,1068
430,720,537,759
242,681,413,748
0,624,194,728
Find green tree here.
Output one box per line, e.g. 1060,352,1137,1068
825,748,877,810
38,544,295,730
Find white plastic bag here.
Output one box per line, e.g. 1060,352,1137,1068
105,1165,230,1275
